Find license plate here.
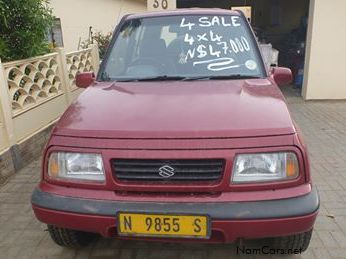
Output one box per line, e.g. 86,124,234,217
117,212,210,239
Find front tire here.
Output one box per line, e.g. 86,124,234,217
271,229,313,252
47,225,98,248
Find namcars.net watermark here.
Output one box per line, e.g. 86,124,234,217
237,246,303,256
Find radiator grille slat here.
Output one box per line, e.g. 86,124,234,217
111,159,225,182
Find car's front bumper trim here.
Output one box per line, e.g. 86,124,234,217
31,186,319,220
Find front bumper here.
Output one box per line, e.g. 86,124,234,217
31,187,319,243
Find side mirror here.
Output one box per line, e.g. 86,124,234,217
76,72,95,88
271,67,293,87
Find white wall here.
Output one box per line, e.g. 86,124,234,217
51,0,346,100
303,0,346,99
50,0,146,52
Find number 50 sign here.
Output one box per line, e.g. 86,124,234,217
147,0,176,11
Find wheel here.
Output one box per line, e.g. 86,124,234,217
271,229,313,252
47,225,98,248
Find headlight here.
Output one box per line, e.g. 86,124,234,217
48,152,105,182
232,152,299,183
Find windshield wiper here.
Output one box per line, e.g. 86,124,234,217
116,75,187,82
183,75,261,81
114,75,261,82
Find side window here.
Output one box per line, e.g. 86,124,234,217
47,18,64,48
160,26,177,47
106,36,128,76
131,25,146,61
105,22,143,76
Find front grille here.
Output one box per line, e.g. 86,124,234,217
111,159,225,182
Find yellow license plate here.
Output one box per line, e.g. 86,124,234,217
117,213,210,239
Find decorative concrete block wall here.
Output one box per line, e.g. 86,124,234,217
0,44,100,182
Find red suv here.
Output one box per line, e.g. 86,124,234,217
31,9,319,251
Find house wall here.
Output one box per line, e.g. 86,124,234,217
302,0,346,99
50,0,146,52
50,0,346,99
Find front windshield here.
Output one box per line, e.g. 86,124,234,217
100,14,266,81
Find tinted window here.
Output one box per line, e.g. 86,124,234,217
101,15,265,81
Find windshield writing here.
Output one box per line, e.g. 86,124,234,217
180,16,255,72
101,15,265,81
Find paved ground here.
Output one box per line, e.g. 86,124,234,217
1,86,346,259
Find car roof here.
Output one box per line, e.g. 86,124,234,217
125,8,242,20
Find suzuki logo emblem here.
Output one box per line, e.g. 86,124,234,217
158,165,175,178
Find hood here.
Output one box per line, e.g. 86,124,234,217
54,79,296,139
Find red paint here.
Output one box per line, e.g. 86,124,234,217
32,205,317,242
271,67,293,86
75,72,95,88
54,79,295,139
42,145,306,192
32,9,318,244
